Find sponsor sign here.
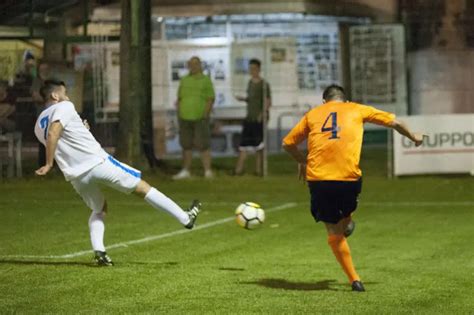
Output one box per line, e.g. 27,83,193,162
393,114,474,175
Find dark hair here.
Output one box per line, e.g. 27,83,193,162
40,79,65,100
322,84,346,101
249,58,261,68
24,50,35,61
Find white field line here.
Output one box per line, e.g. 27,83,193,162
1,200,472,260
10,200,473,207
36,201,239,206
3,200,248,206
0,202,298,260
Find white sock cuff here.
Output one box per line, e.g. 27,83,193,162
145,187,160,201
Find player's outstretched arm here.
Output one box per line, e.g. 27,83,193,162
35,121,63,176
390,119,425,147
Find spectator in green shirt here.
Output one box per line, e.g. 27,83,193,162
234,58,271,176
173,56,215,180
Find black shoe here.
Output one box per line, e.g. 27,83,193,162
94,251,114,266
184,200,201,229
344,220,356,237
351,280,365,292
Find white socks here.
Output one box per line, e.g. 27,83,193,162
88,189,189,253
145,187,190,225
89,211,106,252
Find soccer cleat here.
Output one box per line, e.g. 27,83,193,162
94,251,114,266
344,220,356,237
172,169,191,180
184,200,202,229
351,280,365,292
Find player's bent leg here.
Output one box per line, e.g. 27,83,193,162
341,216,355,237
325,220,363,291
94,157,201,228
324,219,346,235
136,179,202,229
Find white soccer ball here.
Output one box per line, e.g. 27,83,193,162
235,202,265,230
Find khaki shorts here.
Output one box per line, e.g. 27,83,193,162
179,118,211,150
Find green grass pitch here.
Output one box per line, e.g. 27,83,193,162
0,148,473,314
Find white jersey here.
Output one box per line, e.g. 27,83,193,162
34,101,108,181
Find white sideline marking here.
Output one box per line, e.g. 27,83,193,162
7,200,472,208
1,201,472,260
36,200,246,206
0,202,297,260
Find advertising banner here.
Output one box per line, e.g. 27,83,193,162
393,114,474,175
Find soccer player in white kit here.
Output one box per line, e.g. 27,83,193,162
34,80,201,266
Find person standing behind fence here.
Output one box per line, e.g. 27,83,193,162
233,59,271,176
173,56,215,180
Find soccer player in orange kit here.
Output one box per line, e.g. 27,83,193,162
282,85,424,292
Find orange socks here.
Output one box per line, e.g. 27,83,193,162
328,234,360,283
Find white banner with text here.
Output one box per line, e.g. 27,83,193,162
393,114,474,175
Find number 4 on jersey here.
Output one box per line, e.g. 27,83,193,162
321,112,340,139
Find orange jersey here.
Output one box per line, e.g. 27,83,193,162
283,101,395,181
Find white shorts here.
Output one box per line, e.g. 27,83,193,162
70,156,142,213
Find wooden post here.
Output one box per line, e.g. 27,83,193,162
116,0,153,168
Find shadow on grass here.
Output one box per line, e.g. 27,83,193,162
0,259,180,268
125,261,179,266
0,259,95,267
242,278,339,291
218,267,246,271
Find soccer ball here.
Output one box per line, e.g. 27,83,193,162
235,202,265,229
